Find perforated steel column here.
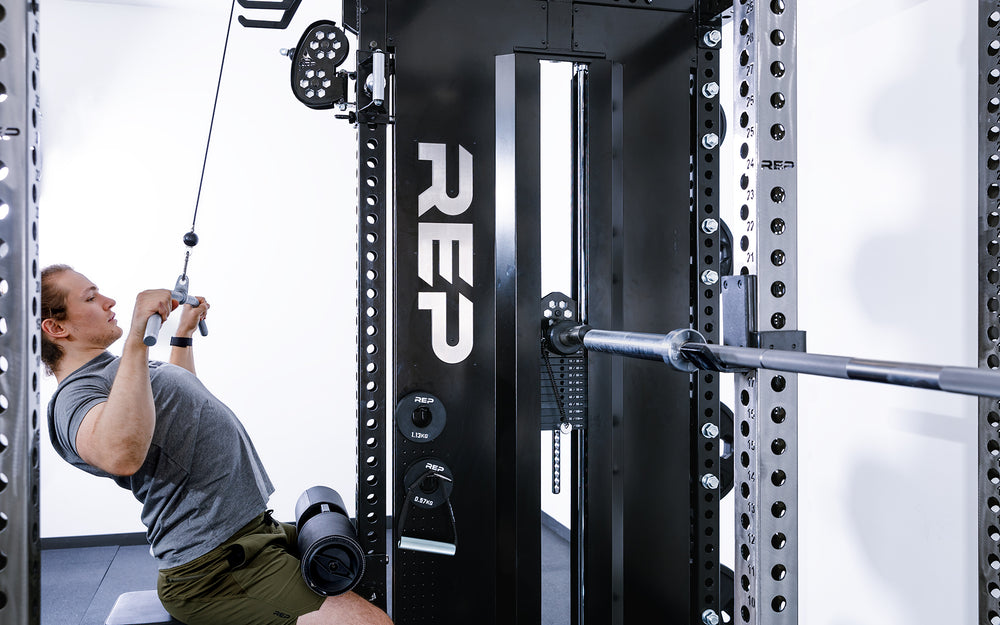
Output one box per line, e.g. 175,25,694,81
980,2,1000,622
692,7,723,622
355,0,389,610
732,1,797,623
0,1,41,623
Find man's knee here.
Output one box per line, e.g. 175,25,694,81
298,591,392,624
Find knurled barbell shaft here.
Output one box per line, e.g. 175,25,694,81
694,343,1000,398
552,324,1000,398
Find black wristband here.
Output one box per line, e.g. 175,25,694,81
169,336,193,348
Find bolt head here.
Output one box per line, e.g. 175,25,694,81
702,609,721,625
701,474,720,490
701,270,720,286
702,133,720,149
703,30,722,47
701,218,719,235
702,82,720,99
701,423,720,439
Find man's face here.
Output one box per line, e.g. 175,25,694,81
56,270,122,348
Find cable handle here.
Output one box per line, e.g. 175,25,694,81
142,289,209,347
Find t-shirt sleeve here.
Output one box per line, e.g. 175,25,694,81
51,374,110,462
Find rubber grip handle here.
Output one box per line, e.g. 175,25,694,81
397,536,457,556
179,295,209,337
143,296,209,346
143,315,162,346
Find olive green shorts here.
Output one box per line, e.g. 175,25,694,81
157,512,325,625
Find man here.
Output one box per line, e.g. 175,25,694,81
41,265,392,625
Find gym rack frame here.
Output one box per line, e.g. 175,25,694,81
3,1,998,624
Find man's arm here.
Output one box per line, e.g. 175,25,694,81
169,296,209,375
75,289,173,476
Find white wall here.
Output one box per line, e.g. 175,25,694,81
720,2,978,624
38,1,979,624
38,0,360,535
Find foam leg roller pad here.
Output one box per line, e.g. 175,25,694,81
295,486,366,597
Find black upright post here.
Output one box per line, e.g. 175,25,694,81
353,0,390,610
495,52,543,625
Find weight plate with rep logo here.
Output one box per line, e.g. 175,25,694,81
396,391,447,443
403,458,454,509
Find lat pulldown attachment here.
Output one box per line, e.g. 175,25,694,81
143,273,209,347
547,323,1000,398
286,20,351,110
295,486,366,597
396,459,458,556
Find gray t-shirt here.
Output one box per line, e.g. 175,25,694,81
47,351,274,569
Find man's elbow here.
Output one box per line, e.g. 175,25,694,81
106,456,145,476
87,446,148,476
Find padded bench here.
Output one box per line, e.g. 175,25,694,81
105,590,182,625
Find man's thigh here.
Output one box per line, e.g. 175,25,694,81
159,520,324,625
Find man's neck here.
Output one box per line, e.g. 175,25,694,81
53,348,108,384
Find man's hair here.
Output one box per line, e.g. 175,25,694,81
41,264,74,376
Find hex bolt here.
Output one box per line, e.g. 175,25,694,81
701,474,720,490
702,609,721,625
702,133,720,150
701,270,719,286
701,423,719,439
701,218,719,235
703,30,722,47
702,82,720,99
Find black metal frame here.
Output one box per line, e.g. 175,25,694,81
371,1,725,623
0,1,990,624
349,0,391,609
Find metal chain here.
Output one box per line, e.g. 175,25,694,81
542,342,567,494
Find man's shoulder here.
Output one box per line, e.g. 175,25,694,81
60,352,119,384
50,352,119,411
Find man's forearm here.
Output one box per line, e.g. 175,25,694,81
168,334,196,375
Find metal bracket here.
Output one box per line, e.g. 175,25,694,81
721,275,756,348
237,0,302,30
355,52,394,126
755,330,807,353
722,275,806,352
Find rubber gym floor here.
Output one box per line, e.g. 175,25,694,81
40,517,571,625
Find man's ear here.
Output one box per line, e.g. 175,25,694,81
41,318,68,339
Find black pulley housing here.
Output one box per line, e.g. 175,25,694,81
295,486,366,597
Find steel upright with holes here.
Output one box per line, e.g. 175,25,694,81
0,2,42,624
731,1,799,623
981,2,1000,623
348,0,391,610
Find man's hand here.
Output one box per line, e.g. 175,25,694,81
171,296,209,375
176,297,209,338
128,289,176,346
